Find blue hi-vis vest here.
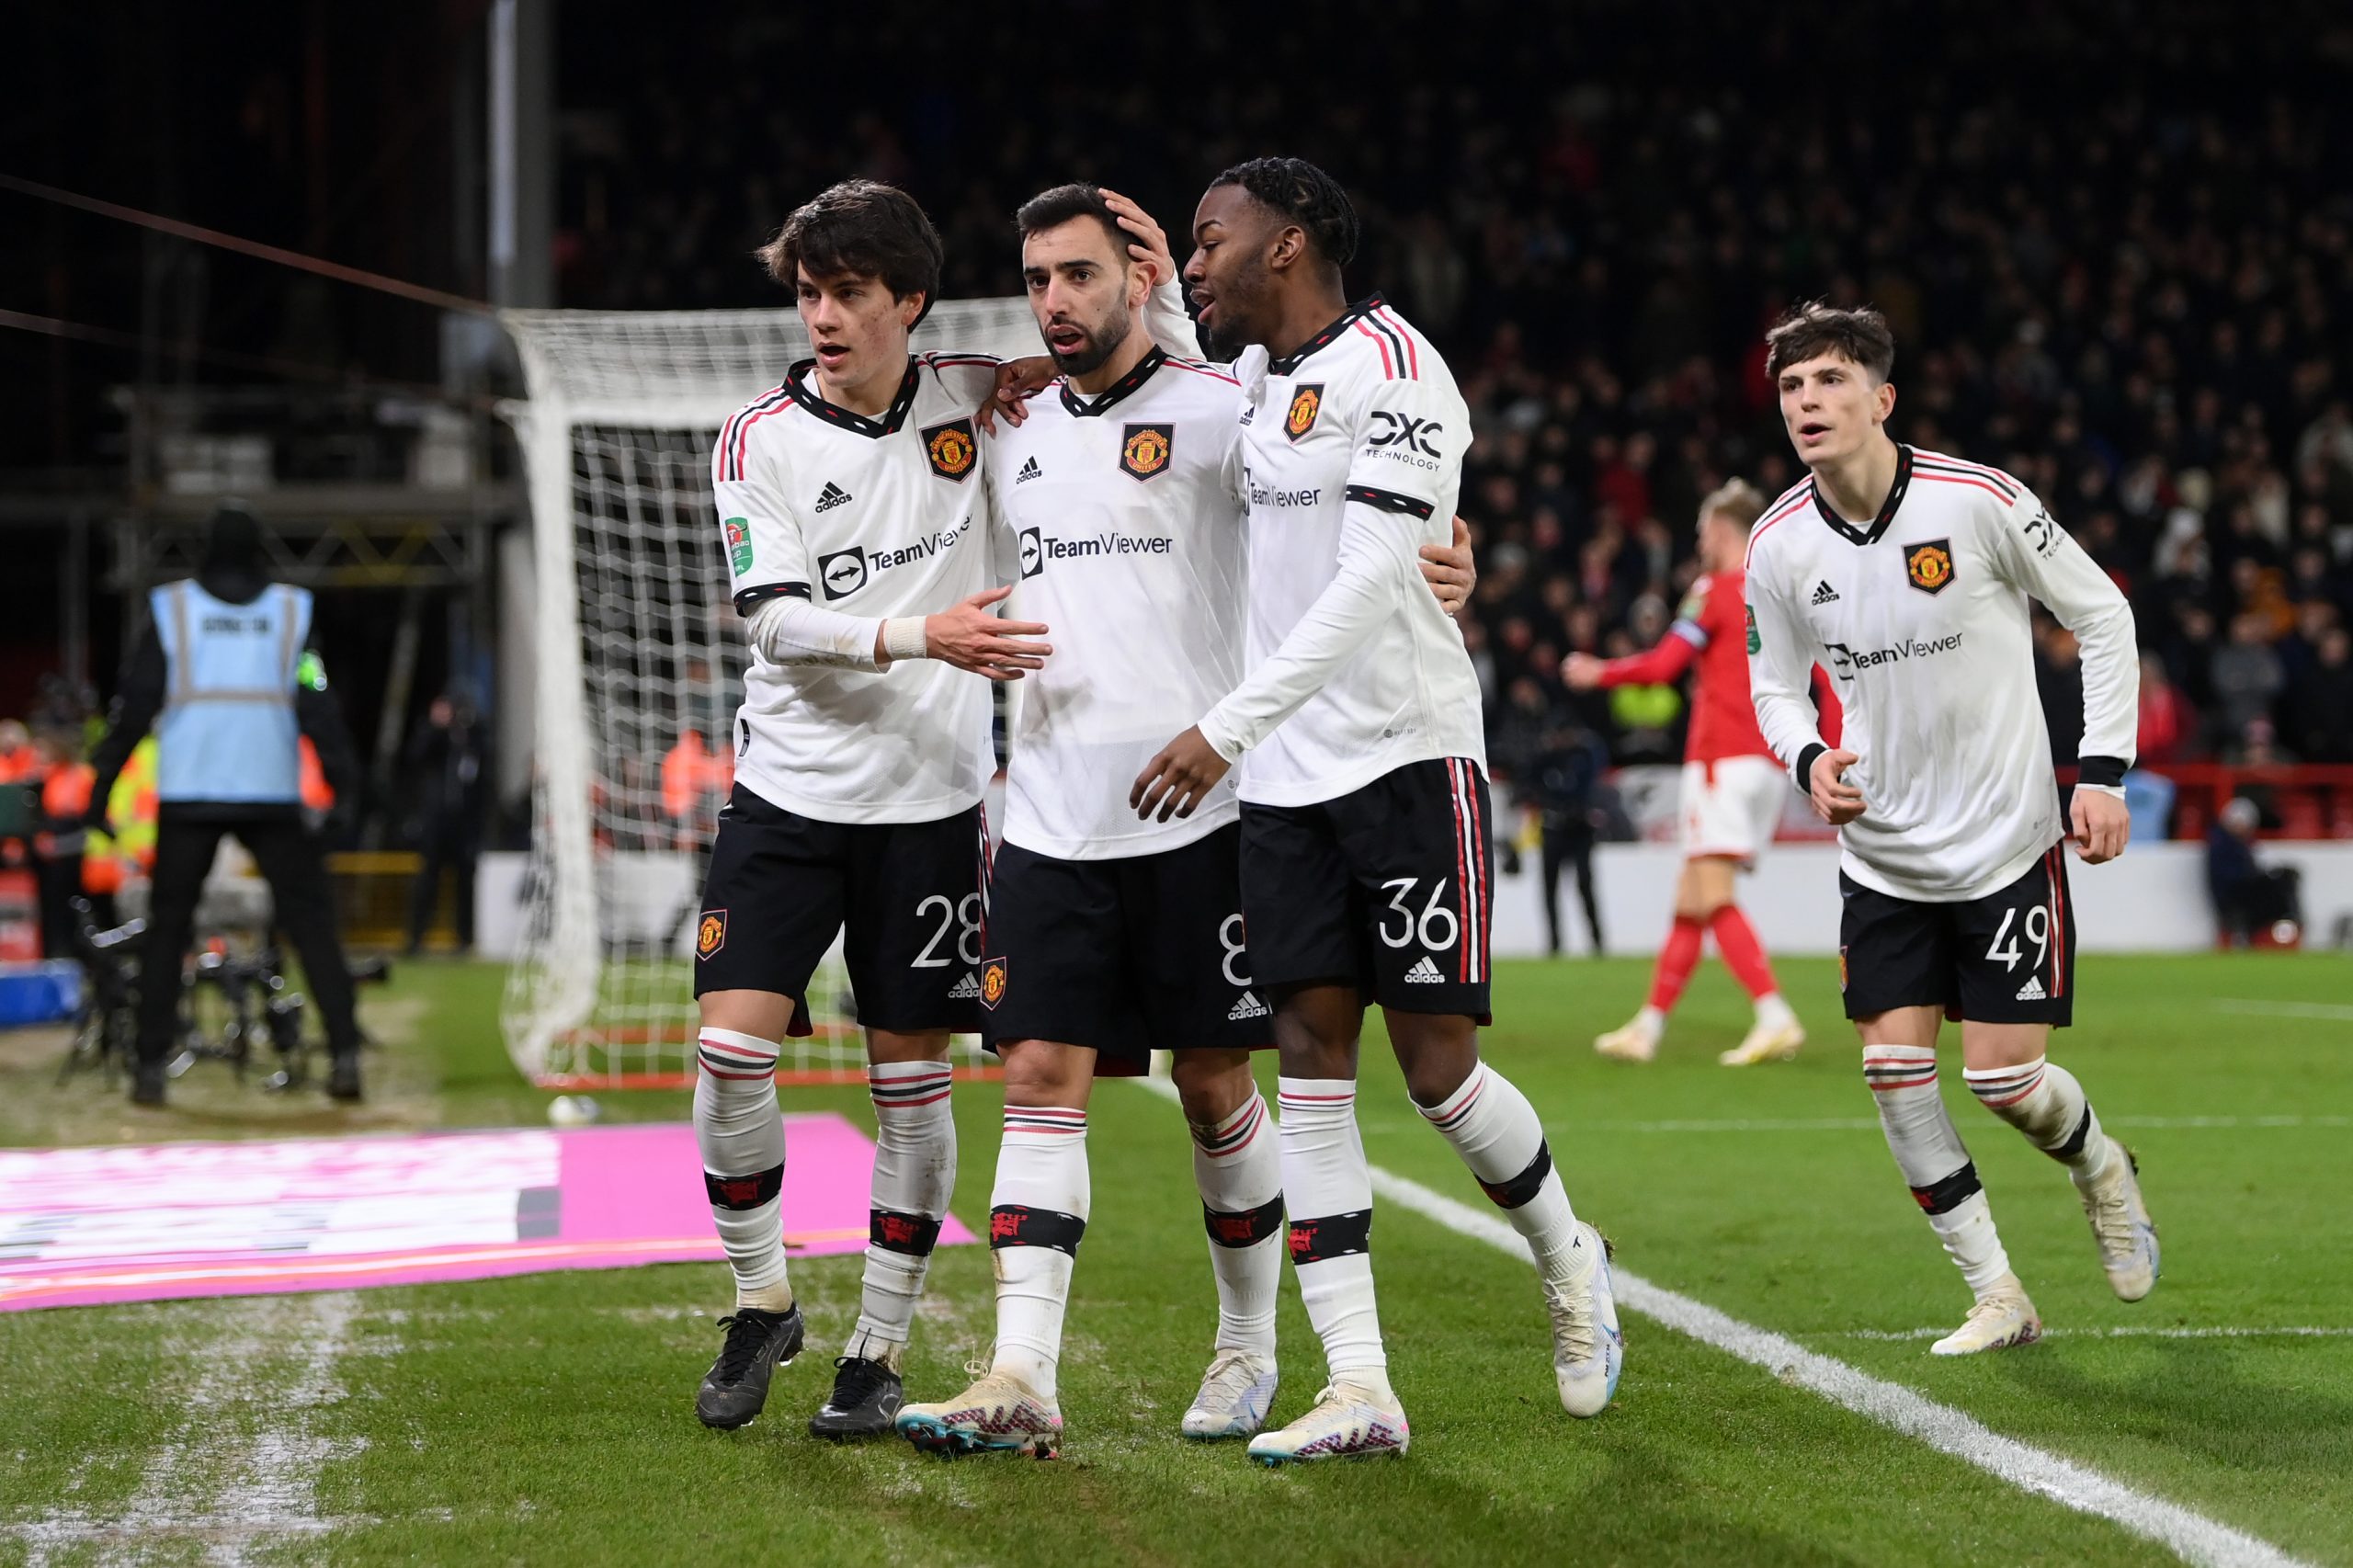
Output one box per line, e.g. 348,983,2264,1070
151,580,313,804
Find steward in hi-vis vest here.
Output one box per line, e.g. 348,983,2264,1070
85,505,368,1107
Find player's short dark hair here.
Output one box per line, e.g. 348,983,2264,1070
1014,182,1127,261
757,179,942,322
1209,156,1359,270
1765,301,1896,382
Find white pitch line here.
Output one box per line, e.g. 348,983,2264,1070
4,1292,370,1566
2212,999,2353,1023
1831,1325,2353,1343
1131,1075,2309,1568
1365,1166,2309,1568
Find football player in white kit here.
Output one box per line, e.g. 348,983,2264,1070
690,180,1057,1438
898,185,1477,1460
1133,159,1621,1462
1744,302,2161,1355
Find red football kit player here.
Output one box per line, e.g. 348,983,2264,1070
1566,480,1838,1065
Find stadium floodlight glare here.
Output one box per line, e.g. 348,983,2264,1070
498,299,1040,1087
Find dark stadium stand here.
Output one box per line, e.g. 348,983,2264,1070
551,1,2353,814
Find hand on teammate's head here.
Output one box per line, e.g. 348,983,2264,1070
1098,188,1174,290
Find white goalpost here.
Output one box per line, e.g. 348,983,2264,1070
497,300,1041,1088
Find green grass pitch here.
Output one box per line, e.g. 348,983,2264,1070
2,952,2348,1566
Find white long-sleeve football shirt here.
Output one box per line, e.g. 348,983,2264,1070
713,352,1005,824
986,347,1252,858
1745,445,2137,902
1196,295,1486,804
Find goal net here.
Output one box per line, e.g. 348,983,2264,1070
498,300,1041,1088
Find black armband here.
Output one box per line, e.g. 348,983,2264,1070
1345,484,1436,520
733,582,810,617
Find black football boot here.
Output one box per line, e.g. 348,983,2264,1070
808,1355,904,1439
695,1304,805,1429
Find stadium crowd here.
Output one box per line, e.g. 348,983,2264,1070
554,4,2353,802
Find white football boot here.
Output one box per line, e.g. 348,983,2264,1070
1181,1349,1279,1439
1546,1222,1624,1417
896,1370,1063,1459
2074,1137,2160,1301
1594,1011,1661,1063
1244,1381,1409,1465
1718,1016,1805,1066
1929,1276,2043,1356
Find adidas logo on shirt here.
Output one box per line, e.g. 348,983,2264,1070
948,972,981,999
1016,457,1042,483
2015,974,2047,1002
1227,990,1270,1021
1404,956,1444,984
814,482,853,513
1812,580,1840,605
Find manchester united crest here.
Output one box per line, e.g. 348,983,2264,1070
980,956,1007,1009
696,909,728,960
924,417,976,481
1120,422,1173,482
1284,383,1324,441
1904,538,1956,595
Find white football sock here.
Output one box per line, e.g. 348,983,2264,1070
988,1105,1089,1402
694,1028,791,1312
846,1058,957,1367
1629,1005,1665,1039
1962,1056,2115,1183
1275,1078,1391,1397
1189,1090,1282,1358
1414,1064,1590,1289
1865,1043,2012,1298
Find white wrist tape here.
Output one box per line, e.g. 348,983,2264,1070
882,617,930,663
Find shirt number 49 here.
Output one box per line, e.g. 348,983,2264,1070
1379,878,1460,951
1984,904,2051,973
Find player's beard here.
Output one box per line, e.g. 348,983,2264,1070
1045,307,1131,379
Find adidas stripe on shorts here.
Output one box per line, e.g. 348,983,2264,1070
978,823,1274,1064
1836,839,2076,1026
1236,756,1494,1024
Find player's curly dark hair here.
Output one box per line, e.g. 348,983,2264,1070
758,179,943,325
1210,156,1359,270
1765,301,1896,383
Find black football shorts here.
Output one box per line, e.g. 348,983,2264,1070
1237,757,1494,1023
979,823,1272,1064
692,783,986,1037
1838,842,2077,1027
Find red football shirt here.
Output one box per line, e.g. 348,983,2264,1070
1596,570,1779,766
